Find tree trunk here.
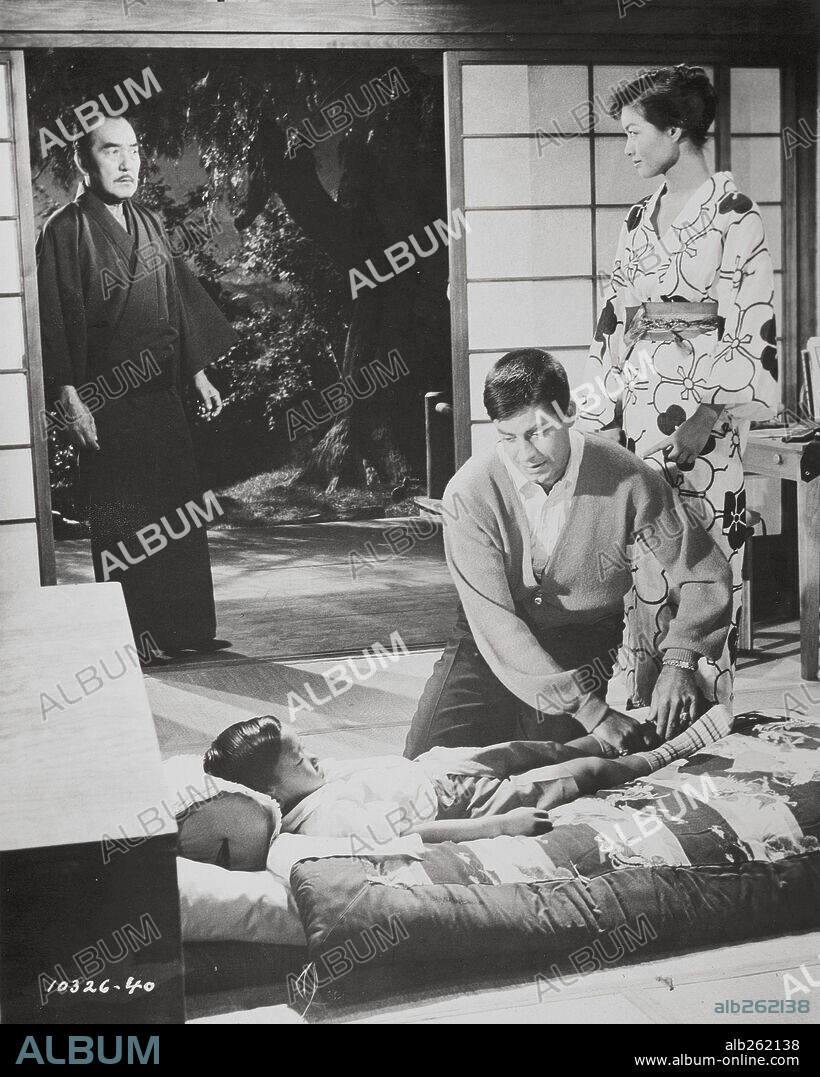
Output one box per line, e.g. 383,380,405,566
295,283,412,489
237,92,447,488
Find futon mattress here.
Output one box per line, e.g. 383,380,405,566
290,715,820,988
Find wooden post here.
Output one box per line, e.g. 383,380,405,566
425,392,454,500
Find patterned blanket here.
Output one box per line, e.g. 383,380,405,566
290,716,820,986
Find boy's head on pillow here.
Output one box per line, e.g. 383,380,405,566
204,716,325,811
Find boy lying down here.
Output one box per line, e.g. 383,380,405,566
204,706,733,846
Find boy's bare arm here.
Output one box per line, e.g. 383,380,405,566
409,808,552,843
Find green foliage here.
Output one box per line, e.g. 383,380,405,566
220,201,347,434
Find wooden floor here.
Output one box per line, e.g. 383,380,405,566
190,929,820,1025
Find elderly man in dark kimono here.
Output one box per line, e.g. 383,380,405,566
37,116,237,662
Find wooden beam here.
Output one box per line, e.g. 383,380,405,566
9,52,56,586
444,52,471,468
793,56,818,399
0,0,816,51
2,35,815,56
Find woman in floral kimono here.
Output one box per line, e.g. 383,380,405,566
580,65,778,733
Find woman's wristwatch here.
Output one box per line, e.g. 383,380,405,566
662,648,699,672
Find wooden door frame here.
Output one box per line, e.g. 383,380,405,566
0,0,816,53
0,1,816,550
3,51,56,585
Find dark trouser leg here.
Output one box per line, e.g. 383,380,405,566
404,609,624,758
515,613,624,740
403,613,524,758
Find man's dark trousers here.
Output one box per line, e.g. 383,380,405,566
403,606,624,759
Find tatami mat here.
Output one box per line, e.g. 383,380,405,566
147,647,440,760
148,617,819,764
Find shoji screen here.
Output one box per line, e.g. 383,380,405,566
446,57,792,465
451,62,595,461
729,68,784,362
0,52,54,587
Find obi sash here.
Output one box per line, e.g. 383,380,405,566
623,300,720,348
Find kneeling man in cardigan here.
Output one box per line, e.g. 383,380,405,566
404,349,733,759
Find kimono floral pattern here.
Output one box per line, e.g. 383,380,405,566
580,172,779,709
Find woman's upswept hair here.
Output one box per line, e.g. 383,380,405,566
204,715,283,794
609,65,716,149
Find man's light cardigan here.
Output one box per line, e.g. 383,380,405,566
441,433,733,733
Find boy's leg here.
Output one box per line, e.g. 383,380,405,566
530,706,735,798
456,736,608,777
438,706,736,821
632,705,734,772
404,608,523,758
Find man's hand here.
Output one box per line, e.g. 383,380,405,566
58,387,99,451
594,708,658,754
497,808,553,838
193,370,223,419
649,665,699,741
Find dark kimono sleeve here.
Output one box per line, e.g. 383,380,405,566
35,210,88,401
171,255,238,380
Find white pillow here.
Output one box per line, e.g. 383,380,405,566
177,857,305,946
163,755,283,871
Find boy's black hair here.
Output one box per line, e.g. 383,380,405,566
483,348,570,421
204,715,283,794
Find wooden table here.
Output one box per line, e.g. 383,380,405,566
744,430,820,680
0,583,184,1023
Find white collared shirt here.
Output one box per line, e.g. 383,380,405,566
497,429,585,584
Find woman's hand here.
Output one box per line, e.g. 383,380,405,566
641,404,722,468
497,808,553,838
